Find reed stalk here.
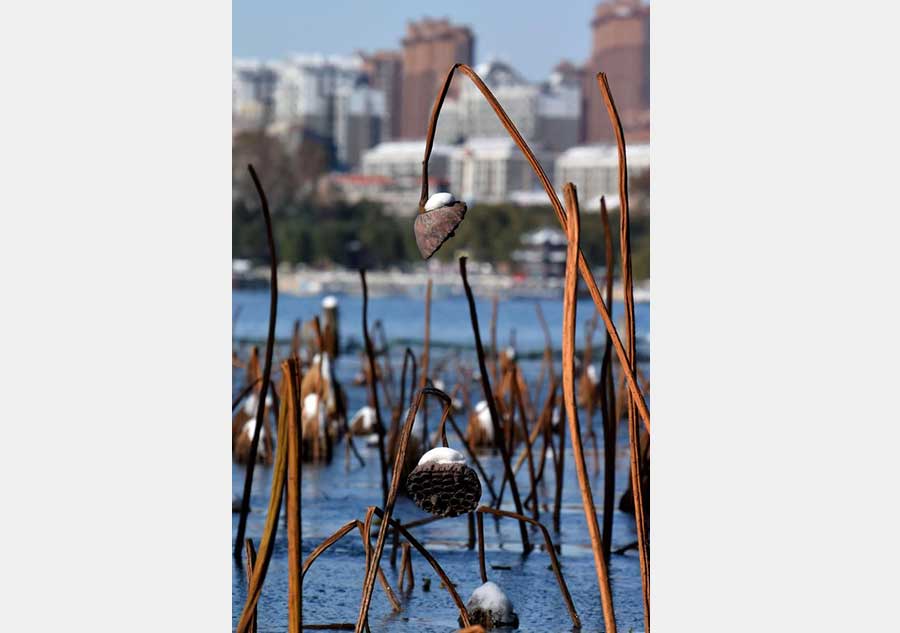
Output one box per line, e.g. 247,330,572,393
354,389,467,632
489,294,499,387
596,71,650,631
459,256,531,553
244,539,257,633
598,195,617,564
398,542,414,592
299,518,400,613
562,183,617,633
418,63,649,432
360,269,389,507
286,357,304,633
236,385,289,633
510,366,539,521
235,163,279,559
534,303,554,402
420,278,432,447
476,506,581,629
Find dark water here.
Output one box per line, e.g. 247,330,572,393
233,289,649,632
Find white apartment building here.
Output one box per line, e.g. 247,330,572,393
234,54,386,169
456,60,581,152
554,143,650,210
232,60,279,130
361,141,455,186
449,137,553,205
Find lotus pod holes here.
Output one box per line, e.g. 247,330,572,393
414,192,467,260
406,447,482,517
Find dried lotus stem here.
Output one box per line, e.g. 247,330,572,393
368,506,471,628
286,358,303,633
244,539,257,633
299,519,399,613
420,279,432,447
419,63,649,432
561,183,616,633
475,506,581,629
354,389,468,632
510,366,539,521
398,542,414,592
459,256,530,553
597,70,650,630
598,194,617,564
360,269,389,507
235,164,279,559
235,384,289,633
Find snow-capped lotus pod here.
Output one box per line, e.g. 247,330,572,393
474,400,494,441
586,363,600,385
349,405,377,434
406,447,482,517
414,193,467,260
242,419,265,441
459,581,519,629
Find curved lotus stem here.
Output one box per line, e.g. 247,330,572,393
459,256,531,554
475,506,581,629
369,506,471,626
561,184,617,633
360,269,389,508
235,385,289,633
354,387,467,632
234,164,279,559
299,519,400,613
417,62,650,434
596,70,650,632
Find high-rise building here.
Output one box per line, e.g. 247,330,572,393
583,0,650,143
361,51,403,141
267,54,384,169
554,143,650,208
449,137,552,205
456,59,581,152
400,18,474,139
233,60,279,130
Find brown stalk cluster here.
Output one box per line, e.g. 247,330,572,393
233,58,651,632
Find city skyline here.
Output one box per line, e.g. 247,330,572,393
233,0,615,83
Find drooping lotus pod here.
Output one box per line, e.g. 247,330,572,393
414,192,467,259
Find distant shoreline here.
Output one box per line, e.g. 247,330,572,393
234,266,650,302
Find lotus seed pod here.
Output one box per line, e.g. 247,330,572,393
349,405,376,434
406,447,481,517
459,581,519,629
414,193,467,259
474,400,494,442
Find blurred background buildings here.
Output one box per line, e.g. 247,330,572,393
233,0,649,214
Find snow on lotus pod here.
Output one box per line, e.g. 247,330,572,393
414,192,467,260
459,581,520,629
406,447,481,517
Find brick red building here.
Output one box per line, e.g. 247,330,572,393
400,18,474,139
583,0,650,143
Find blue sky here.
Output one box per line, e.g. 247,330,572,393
233,0,602,82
